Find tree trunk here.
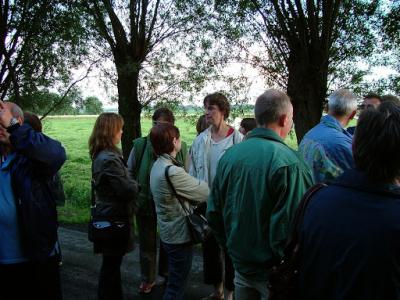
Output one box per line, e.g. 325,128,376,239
287,48,328,144
115,56,142,161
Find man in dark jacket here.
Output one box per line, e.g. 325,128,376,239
0,101,66,299
298,101,400,300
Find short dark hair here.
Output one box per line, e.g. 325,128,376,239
196,114,208,135
353,101,400,183
150,123,180,155
381,94,400,106
152,107,175,124
363,92,382,102
240,118,256,133
204,92,230,119
24,111,42,132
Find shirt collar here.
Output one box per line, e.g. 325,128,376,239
246,127,286,145
335,169,400,198
0,152,16,170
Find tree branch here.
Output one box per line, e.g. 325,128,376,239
146,0,160,45
102,0,129,49
40,60,99,120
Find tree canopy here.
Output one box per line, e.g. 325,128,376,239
0,0,88,104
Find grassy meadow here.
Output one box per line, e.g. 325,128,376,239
43,115,299,224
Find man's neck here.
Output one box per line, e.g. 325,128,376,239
262,124,286,140
329,113,349,128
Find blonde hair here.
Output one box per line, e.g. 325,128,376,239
88,113,124,159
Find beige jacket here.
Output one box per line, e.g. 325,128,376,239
150,154,209,244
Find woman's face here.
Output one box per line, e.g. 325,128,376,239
113,127,123,145
205,103,225,126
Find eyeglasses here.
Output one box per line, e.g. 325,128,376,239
152,120,173,126
359,104,376,110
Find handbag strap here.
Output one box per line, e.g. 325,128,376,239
283,183,327,257
90,162,96,222
164,165,191,215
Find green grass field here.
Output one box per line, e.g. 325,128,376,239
43,115,300,224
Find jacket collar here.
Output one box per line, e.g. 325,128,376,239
320,115,352,138
334,169,400,198
247,127,286,146
160,153,184,167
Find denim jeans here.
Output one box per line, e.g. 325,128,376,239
161,241,193,300
234,271,269,300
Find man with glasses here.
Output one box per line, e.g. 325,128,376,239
347,92,382,135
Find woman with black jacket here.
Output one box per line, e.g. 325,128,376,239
89,113,139,300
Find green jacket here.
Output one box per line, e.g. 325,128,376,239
127,136,188,215
206,128,313,281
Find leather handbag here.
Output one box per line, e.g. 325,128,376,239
88,178,130,244
268,183,327,300
165,165,211,244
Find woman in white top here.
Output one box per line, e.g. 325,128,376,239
189,93,243,300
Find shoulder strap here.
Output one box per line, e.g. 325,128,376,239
133,137,148,177
164,165,190,215
283,183,327,256
90,164,96,217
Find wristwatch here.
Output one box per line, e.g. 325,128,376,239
8,117,19,128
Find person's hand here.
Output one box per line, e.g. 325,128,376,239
0,101,13,128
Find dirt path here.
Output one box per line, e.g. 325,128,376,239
59,226,212,299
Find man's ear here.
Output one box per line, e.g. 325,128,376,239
17,116,23,125
349,110,357,120
278,114,288,127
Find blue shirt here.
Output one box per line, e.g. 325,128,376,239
299,115,355,183
0,153,29,264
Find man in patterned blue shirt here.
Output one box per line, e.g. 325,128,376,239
299,89,358,183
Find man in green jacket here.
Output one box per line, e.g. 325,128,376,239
127,108,188,294
207,89,313,299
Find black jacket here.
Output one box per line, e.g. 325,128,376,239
92,150,138,254
298,169,400,300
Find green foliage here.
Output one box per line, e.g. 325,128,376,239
82,96,103,114
381,1,400,94
0,0,88,102
15,89,82,115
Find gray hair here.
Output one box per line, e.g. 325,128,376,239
254,89,291,126
11,103,24,119
328,89,358,116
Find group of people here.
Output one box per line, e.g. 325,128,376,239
1,87,400,300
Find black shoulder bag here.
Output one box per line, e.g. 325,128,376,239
268,183,327,300
88,175,130,244
164,165,211,244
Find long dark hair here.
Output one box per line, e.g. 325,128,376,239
88,113,124,159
